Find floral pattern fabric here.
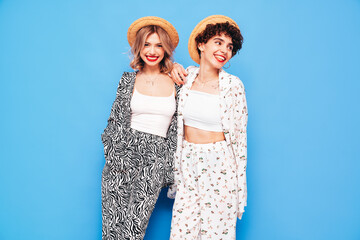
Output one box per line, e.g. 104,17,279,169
168,66,248,222
170,140,238,239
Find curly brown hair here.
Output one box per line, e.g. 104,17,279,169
195,22,243,58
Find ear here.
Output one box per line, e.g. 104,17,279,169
198,42,205,52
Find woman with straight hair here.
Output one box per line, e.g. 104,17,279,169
101,16,180,240
169,15,248,239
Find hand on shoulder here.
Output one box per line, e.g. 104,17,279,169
170,63,188,86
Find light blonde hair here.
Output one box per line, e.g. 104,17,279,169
130,25,174,73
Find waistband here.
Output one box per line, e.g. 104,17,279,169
129,127,166,142
183,139,227,151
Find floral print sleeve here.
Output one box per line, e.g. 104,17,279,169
230,78,248,219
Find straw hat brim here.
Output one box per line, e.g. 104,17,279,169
127,16,179,48
188,15,239,64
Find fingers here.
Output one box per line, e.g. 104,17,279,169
170,63,187,85
174,63,187,76
170,69,184,86
181,66,188,76
177,72,186,84
176,72,185,85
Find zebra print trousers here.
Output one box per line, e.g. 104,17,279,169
101,128,173,240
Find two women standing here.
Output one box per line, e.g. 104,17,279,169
101,15,248,240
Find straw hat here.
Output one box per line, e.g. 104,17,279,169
188,15,239,64
127,16,179,48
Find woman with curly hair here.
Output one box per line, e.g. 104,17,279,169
169,15,248,239
101,16,180,240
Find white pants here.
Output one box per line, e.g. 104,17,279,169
170,140,238,240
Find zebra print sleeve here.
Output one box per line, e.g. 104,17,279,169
166,84,181,152
101,72,133,162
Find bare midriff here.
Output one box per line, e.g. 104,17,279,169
184,125,225,144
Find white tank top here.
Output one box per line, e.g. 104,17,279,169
130,88,176,137
183,90,223,132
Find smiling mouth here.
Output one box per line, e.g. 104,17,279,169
146,56,159,62
214,54,226,62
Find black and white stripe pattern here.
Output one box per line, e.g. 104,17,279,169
101,72,180,240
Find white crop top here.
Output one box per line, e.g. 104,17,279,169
130,88,176,138
183,90,223,132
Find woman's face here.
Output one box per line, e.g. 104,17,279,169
198,33,233,69
140,33,165,68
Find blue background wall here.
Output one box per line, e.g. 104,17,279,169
1,0,360,239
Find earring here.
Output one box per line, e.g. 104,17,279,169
223,61,231,69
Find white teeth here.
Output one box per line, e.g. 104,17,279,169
147,56,158,59
215,55,225,61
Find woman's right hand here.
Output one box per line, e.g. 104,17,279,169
170,63,187,86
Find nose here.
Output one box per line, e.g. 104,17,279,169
221,45,230,54
149,45,156,54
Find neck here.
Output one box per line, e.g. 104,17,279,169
198,59,219,81
142,64,161,75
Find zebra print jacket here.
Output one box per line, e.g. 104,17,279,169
101,72,180,183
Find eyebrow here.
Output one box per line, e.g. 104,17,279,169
214,37,233,45
144,41,162,45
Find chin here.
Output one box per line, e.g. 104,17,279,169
211,61,225,70
144,61,160,67
207,56,226,69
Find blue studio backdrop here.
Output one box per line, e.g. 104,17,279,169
1,0,360,239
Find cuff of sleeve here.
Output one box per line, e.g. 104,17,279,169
237,212,244,220
237,201,247,220
237,210,245,220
